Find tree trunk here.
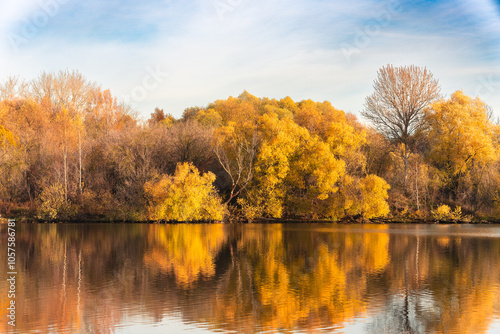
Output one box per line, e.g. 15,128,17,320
63,125,68,201
403,143,408,190
415,162,419,211
79,129,82,195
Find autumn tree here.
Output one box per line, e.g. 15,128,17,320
362,65,441,188
364,128,392,177
248,113,346,218
209,95,262,203
0,103,21,202
241,113,334,218
0,73,141,219
144,162,225,221
237,99,389,220
84,87,136,138
48,107,81,200
425,91,499,211
0,107,16,148
148,107,175,127
0,99,51,202
36,183,74,220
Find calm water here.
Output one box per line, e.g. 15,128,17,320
1,223,500,334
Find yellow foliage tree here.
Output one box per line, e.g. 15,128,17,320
213,120,259,203
431,204,451,220
144,162,225,221
144,163,224,221
425,91,499,210
195,108,222,127
359,174,390,218
242,113,345,218
426,91,497,176
241,114,310,218
0,102,17,147
320,174,390,219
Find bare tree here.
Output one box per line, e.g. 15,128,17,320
362,64,441,187
30,70,97,115
0,76,28,100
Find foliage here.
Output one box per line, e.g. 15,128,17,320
213,120,259,203
321,174,390,220
144,162,225,221
359,175,391,218
426,91,497,176
0,124,16,148
431,205,471,222
0,102,17,147
1,70,500,221
425,91,500,212
240,110,348,219
36,183,75,220
431,204,451,220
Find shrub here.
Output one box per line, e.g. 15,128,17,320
36,183,75,220
431,204,451,220
359,175,390,219
144,162,225,221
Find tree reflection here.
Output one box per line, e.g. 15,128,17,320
0,223,498,333
143,224,227,289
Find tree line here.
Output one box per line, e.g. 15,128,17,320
0,66,498,222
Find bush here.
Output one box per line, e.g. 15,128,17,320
79,190,124,219
144,162,226,221
431,204,451,220
36,183,75,220
359,175,391,219
431,205,473,222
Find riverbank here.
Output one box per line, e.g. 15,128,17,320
1,216,499,224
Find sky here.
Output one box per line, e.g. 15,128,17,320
0,0,499,121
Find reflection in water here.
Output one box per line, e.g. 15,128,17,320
0,223,499,333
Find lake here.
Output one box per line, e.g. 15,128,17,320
1,223,500,333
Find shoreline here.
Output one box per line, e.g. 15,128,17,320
1,217,499,224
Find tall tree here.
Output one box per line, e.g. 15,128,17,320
30,70,95,112
362,64,441,187
425,91,499,211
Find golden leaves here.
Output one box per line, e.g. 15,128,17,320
0,102,17,148
144,162,225,221
426,90,497,176
208,94,389,220
359,174,390,219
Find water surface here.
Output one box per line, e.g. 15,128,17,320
1,223,499,333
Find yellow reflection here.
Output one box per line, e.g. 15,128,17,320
207,225,392,331
362,232,390,272
1,224,499,334
144,224,226,288
437,236,450,247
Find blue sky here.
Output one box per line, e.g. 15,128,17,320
0,0,499,121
